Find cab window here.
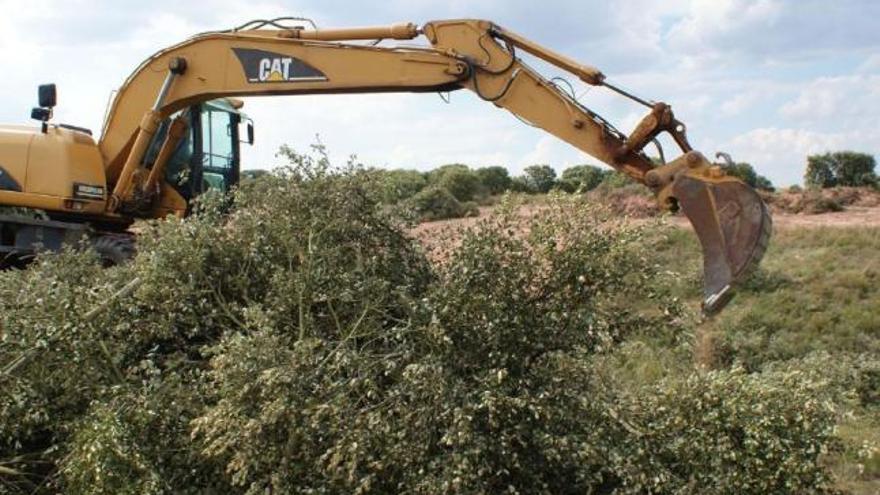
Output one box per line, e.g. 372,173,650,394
142,112,194,190
201,107,235,192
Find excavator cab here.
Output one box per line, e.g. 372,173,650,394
143,99,249,202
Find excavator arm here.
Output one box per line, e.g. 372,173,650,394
99,18,771,314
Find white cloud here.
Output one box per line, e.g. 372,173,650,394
720,91,761,116
857,54,880,74
780,75,880,122
667,0,880,67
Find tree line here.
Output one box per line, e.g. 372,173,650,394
242,150,877,220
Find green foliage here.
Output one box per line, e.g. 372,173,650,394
370,168,427,204
613,366,839,493
806,152,877,189
558,164,608,193
598,170,633,189
718,161,774,191
475,166,512,195
509,175,534,193
521,164,557,193
427,164,484,202
754,174,775,191
0,149,853,493
408,185,478,221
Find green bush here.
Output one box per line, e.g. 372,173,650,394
370,168,427,204
598,170,633,189
509,175,535,193
611,366,840,494
0,148,846,493
408,185,478,221
475,166,512,195
559,164,608,193
427,164,484,202
520,164,557,193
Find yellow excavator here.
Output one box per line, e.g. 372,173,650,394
0,17,770,314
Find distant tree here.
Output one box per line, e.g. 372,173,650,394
373,169,427,204
426,164,470,183
834,152,877,187
522,165,557,194
510,176,534,193
476,166,512,195
598,171,632,189
754,175,775,192
559,165,608,193
805,152,877,188
427,164,484,202
805,157,836,189
408,185,477,221
719,162,775,191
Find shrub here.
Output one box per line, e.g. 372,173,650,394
509,175,535,193
559,164,608,193
797,191,844,214
475,166,512,195
598,170,632,189
371,168,427,203
765,188,845,215
611,366,840,494
0,149,846,493
521,164,557,193
408,185,478,221
427,164,484,202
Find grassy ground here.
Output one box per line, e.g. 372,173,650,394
652,225,880,493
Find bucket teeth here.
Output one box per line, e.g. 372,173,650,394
672,174,772,316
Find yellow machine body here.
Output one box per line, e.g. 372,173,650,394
0,125,107,215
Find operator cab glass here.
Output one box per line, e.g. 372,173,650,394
143,99,243,203
200,100,239,193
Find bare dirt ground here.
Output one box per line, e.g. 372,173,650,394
412,205,880,247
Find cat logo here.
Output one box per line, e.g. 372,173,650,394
232,48,328,83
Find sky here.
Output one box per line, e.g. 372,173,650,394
0,0,877,187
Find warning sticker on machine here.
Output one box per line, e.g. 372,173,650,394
232,48,328,83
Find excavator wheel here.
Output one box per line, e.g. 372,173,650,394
673,173,772,316
92,234,136,267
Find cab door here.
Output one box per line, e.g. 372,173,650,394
196,103,241,194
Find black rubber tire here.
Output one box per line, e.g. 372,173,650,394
92,235,136,266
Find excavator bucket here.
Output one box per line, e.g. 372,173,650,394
672,172,772,315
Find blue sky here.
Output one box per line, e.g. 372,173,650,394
1,0,877,186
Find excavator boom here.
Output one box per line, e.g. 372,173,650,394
10,18,773,313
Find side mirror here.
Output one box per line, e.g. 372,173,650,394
31,108,51,122
38,84,57,108
246,121,254,145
